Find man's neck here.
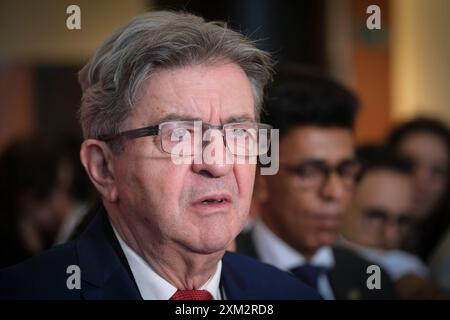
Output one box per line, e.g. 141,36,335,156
108,213,223,290
259,215,319,261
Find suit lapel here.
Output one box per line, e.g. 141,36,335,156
327,248,363,300
235,230,259,259
82,268,142,300
221,252,251,299
76,209,141,300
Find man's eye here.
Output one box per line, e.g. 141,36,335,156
430,166,447,178
172,128,189,138
366,210,386,221
398,216,413,226
339,165,359,177
297,166,322,178
229,127,258,141
231,128,246,137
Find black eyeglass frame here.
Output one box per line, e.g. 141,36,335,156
98,120,273,156
280,159,361,190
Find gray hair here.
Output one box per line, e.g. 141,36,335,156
78,10,274,150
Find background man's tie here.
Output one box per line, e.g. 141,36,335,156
170,290,213,300
290,264,328,290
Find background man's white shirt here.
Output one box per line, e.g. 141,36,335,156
252,219,335,299
339,236,429,281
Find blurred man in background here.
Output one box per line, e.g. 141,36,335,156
237,74,396,299
340,145,448,299
53,134,94,244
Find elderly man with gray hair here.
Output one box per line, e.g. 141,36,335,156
0,11,320,300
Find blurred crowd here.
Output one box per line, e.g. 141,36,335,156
0,72,448,300
235,72,450,299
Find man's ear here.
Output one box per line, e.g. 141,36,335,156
80,139,118,202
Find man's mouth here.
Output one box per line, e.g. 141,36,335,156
201,199,226,204
310,212,342,229
192,193,232,207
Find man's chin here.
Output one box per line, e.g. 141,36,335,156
184,237,232,256
309,233,339,250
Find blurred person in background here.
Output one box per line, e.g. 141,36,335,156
340,145,449,299
0,135,73,268
53,134,95,244
387,117,450,262
236,74,397,299
429,226,450,294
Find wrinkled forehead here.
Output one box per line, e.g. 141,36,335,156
130,62,256,127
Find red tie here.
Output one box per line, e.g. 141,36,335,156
170,290,213,300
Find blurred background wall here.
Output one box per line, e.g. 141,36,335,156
0,0,149,151
0,0,449,152
390,0,450,127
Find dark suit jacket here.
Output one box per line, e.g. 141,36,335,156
0,210,321,300
236,230,397,300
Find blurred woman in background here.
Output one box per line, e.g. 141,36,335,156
387,117,450,263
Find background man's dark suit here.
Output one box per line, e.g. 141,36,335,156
236,231,397,300
0,209,321,300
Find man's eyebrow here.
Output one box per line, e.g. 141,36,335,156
151,113,202,125
294,157,358,166
339,158,360,165
224,114,256,123
295,159,327,166
149,113,256,125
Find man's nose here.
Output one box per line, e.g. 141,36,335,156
320,171,346,201
191,130,233,178
383,222,401,250
414,166,432,185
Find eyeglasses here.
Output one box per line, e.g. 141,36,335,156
363,209,413,230
99,120,273,157
280,159,361,190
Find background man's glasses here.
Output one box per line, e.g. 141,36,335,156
280,159,361,190
364,209,413,230
99,120,273,157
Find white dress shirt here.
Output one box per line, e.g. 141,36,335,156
252,219,335,299
339,237,429,281
112,223,223,300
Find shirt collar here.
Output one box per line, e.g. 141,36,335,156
252,219,335,271
111,222,222,300
337,235,429,280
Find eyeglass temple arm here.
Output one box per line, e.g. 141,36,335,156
99,125,159,141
